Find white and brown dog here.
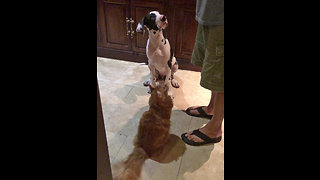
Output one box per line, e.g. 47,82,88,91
136,11,179,91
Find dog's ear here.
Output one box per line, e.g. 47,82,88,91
136,17,146,36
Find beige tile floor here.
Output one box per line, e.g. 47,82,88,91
97,57,224,180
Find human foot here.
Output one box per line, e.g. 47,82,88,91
185,106,214,119
184,127,221,143
181,128,222,146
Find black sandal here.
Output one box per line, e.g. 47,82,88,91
185,106,213,119
181,129,222,146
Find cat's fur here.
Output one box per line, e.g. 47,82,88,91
113,82,173,180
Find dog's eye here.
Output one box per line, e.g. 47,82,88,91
153,31,156,34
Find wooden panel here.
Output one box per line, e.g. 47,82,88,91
102,1,131,50
132,0,164,3
97,21,101,42
97,20,103,46
104,0,129,4
174,8,198,60
181,10,198,56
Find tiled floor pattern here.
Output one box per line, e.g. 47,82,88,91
97,57,224,180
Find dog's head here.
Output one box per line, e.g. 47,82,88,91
136,11,168,35
148,81,173,109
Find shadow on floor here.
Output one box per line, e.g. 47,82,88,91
112,73,150,104
150,134,186,164
180,144,215,177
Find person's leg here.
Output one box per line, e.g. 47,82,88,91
182,25,224,144
186,25,223,118
186,25,214,116
185,91,224,142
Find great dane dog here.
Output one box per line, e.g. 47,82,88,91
136,11,180,93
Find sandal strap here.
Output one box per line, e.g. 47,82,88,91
185,106,213,119
196,107,206,115
191,129,212,142
195,107,211,117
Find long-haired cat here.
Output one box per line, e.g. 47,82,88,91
113,82,173,180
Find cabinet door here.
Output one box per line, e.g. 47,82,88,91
99,0,131,51
174,7,198,60
130,0,164,53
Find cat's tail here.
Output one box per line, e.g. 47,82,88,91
113,147,148,180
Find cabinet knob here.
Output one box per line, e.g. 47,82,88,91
126,17,130,36
129,18,135,39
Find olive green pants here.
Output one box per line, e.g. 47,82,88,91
191,25,224,92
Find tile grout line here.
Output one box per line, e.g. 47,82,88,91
111,133,128,163
175,116,192,180
175,153,184,180
124,86,134,99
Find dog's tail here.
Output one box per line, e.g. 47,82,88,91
113,147,148,180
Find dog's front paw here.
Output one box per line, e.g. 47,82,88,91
171,79,180,88
143,79,151,87
168,90,174,99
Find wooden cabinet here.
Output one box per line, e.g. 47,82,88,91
98,0,130,50
104,1,130,50
97,0,201,71
171,2,198,60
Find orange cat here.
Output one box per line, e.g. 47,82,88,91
113,82,173,180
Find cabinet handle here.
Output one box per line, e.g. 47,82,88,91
125,17,130,37
129,18,134,39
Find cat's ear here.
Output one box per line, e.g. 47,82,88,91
148,84,155,92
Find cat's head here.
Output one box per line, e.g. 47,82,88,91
148,82,173,109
